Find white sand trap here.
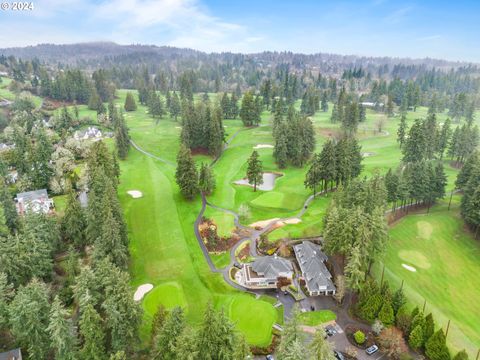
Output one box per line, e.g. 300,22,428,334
127,190,143,199
175,126,182,129
249,218,280,229
254,144,274,149
283,218,301,225
134,284,153,301
402,264,417,272
249,217,301,229
362,152,376,157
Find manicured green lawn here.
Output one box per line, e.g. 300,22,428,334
203,206,235,238
375,198,480,358
115,90,278,346
210,252,231,269
227,294,277,346
299,310,337,326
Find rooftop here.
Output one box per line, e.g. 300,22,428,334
294,241,336,293
0,348,22,360
251,255,293,279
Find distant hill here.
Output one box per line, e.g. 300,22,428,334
0,41,473,70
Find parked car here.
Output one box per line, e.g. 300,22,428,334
233,262,242,269
366,345,379,355
266,355,274,360
334,350,346,360
325,327,336,336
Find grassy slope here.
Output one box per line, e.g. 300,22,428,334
299,310,337,326
374,197,480,357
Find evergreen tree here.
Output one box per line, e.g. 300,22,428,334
240,91,259,126
377,300,395,326
277,306,303,359
61,188,86,248
123,92,137,111
8,279,51,360
321,91,329,112
150,304,167,345
169,91,181,121
198,163,216,195
309,328,335,360
246,150,263,192
273,123,289,168
47,296,77,360
115,112,130,159
453,350,469,360
425,330,451,360
304,153,322,195
175,145,199,200
409,324,425,350
424,313,435,344
345,246,364,291
79,302,106,360
397,114,407,148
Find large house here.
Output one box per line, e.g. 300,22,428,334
241,255,293,289
0,348,22,360
74,126,103,141
15,189,54,215
293,241,336,296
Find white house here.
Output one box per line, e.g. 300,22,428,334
74,127,103,141
241,255,293,289
15,189,54,215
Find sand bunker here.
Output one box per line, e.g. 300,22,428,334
248,217,301,229
362,152,376,157
133,284,154,301
127,190,143,199
283,218,301,225
402,264,417,272
254,144,274,149
249,218,280,229
175,126,182,129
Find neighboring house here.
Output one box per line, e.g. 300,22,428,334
0,348,22,360
0,99,12,107
15,189,54,215
74,126,103,141
293,241,336,296
242,255,293,289
0,143,13,151
360,101,384,108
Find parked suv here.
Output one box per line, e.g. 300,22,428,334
366,345,379,355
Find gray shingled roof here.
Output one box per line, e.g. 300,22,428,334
251,255,293,279
0,348,22,360
16,189,48,202
294,241,336,293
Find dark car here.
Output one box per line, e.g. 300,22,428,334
366,345,379,355
233,262,242,269
334,350,346,360
266,355,274,360
325,327,336,337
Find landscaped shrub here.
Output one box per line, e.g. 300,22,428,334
288,285,298,293
354,330,366,345
378,301,395,326
372,319,384,335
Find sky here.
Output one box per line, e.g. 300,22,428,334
0,0,479,62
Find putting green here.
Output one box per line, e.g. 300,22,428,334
227,294,277,346
143,282,187,315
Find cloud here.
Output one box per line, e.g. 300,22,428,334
384,6,413,24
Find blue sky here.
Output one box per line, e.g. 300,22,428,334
0,0,479,62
